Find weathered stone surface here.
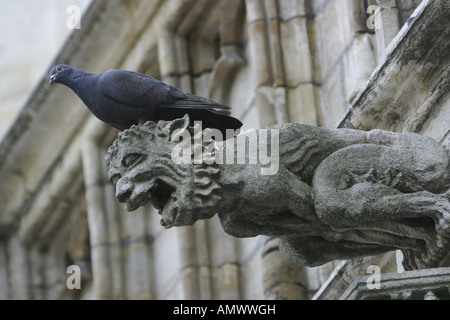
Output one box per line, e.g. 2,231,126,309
106,115,450,271
262,237,308,300
312,253,398,300
1,0,447,300
340,267,450,300
340,0,450,133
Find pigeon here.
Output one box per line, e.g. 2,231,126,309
49,65,243,135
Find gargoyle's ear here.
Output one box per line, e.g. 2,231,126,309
166,114,190,141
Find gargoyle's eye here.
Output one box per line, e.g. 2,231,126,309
122,153,146,168
56,66,63,72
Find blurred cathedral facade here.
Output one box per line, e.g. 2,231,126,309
0,0,448,300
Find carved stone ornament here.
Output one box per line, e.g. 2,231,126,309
105,115,450,270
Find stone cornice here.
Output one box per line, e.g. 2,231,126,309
339,0,449,134
340,267,450,300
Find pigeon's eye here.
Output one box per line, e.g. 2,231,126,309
56,66,63,72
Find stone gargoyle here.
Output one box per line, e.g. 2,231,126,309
105,115,450,270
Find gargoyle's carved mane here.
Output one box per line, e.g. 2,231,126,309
105,115,222,211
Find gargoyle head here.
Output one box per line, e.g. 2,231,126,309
105,115,221,228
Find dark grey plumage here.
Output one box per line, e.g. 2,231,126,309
49,65,242,135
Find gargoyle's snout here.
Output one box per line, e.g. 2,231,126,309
116,179,134,203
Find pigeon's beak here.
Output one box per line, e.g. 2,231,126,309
49,74,56,85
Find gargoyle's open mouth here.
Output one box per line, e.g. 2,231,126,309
148,179,177,226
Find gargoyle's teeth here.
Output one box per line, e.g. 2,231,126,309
161,198,178,229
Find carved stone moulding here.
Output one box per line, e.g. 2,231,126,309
340,267,450,300
106,115,450,271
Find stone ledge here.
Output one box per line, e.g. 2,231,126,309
339,0,450,133
340,267,450,300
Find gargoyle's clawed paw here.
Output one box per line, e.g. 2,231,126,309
434,195,450,237
402,250,420,271
419,233,449,268
425,236,443,261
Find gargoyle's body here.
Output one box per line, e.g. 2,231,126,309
106,116,450,270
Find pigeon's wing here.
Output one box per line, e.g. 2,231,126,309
100,70,185,107
100,70,230,112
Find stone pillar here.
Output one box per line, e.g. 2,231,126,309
208,0,246,106
194,221,213,299
67,206,93,294
375,0,401,61
28,248,45,299
0,240,9,299
208,216,241,300
102,181,124,298
177,227,202,299
262,238,307,299
122,205,153,299
81,140,112,299
246,0,311,300
247,0,319,126
246,0,288,127
7,237,30,299
344,0,376,103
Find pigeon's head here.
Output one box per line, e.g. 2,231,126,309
49,64,75,85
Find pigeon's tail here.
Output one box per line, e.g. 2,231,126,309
186,109,243,138
172,95,232,112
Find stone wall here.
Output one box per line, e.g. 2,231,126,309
0,0,91,141
1,0,446,300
